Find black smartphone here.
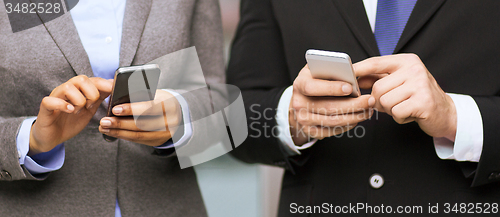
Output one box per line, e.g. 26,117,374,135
103,64,161,142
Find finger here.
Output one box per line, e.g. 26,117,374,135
357,74,388,89
303,124,356,139
296,109,373,128
51,83,87,113
89,77,113,100
113,99,178,116
68,75,101,109
100,116,174,132
378,84,413,116
39,96,75,115
100,117,146,132
371,71,407,100
294,65,353,96
353,54,413,77
99,127,172,143
390,98,418,124
292,94,375,115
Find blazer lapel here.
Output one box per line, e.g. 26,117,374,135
35,7,93,77
331,0,380,56
394,0,447,53
119,0,153,67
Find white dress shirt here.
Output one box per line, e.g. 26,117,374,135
276,0,484,163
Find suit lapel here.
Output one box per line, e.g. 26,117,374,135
34,4,93,77
331,0,380,56
394,0,447,53
119,0,153,67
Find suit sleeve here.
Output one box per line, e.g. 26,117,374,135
167,0,228,159
470,96,500,186
0,117,45,181
227,0,295,168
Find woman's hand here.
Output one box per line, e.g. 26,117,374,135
99,90,182,147
29,75,113,155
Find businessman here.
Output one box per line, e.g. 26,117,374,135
0,0,225,216
228,0,500,216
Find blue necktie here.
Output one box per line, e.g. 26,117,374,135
374,0,418,56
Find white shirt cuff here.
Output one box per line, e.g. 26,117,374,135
154,89,193,149
276,86,318,156
433,93,483,162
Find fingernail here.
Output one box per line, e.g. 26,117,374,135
342,84,352,94
101,119,112,127
67,104,74,112
87,103,93,110
113,106,123,115
368,96,376,107
101,128,110,133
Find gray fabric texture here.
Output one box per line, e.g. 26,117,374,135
0,0,225,216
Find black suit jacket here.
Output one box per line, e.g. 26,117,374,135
228,0,500,216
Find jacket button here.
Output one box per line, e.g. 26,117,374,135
273,161,285,166
0,170,11,180
488,172,500,180
369,173,384,189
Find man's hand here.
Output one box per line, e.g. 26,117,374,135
290,65,375,146
29,75,112,156
354,54,457,141
99,90,182,147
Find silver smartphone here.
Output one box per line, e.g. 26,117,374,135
103,64,161,142
305,49,361,97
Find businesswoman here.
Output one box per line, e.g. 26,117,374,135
0,0,225,216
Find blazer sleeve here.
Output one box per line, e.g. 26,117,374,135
227,0,295,168
0,117,45,181
469,96,500,186
162,0,228,160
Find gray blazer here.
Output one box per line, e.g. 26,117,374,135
0,0,225,216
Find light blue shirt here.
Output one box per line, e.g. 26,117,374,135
16,1,193,216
